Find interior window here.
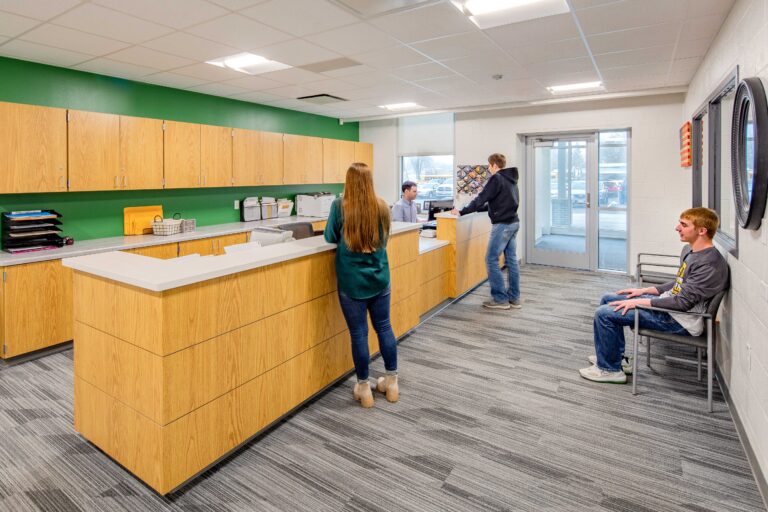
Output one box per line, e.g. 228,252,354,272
400,155,454,210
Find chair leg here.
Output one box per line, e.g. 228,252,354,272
707,320,713,413
632,313,640,395
646,336,651,368
697,348,702,382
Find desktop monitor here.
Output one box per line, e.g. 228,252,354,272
426,200,453,221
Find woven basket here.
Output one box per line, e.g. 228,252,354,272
152,214,182,236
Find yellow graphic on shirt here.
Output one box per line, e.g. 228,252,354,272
671,262,686,295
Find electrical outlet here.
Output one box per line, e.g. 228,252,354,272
234,200,239,210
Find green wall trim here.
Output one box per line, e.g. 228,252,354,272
0,56,358,139
0,186,343,242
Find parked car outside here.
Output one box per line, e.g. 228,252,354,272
418,182,437,199
434,184,454,200
571,180,586,207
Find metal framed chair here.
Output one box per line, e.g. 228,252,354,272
631,289,727,412
636,249,687,286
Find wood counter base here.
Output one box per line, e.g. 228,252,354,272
72,230,419,494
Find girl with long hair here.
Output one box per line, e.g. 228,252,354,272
324,162,399,408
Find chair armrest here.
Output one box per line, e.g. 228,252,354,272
637,252,679,259
635,304,712,319
637,262,679,270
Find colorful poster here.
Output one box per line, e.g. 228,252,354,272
456,164,490,195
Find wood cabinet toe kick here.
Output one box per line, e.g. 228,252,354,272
70,229,420,494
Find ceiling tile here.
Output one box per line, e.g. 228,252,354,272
674,38,712,60
142,32,240,61
594,44,674,69
576,0,687,35
352,45,429,69
305,22,398,55
259,84,321,99
74,58,158,79
207,0,269,10
485,13,579,48
391,62,455,81
92,0,227,29
256,39,340,67
540,69,602,86
229,90,284,104
54,3,174,43
602,77,669,92
441,51,529,79
0,0,81,20
340,70,404,87
600,62,669,81
410,31,498,62
139,72,207,89
687,0,736,17
0,36,7,44
185,14,292,50
303,78,359,94
186,82,250,97
667,57,702,82
368,2,475,44
0,39,91,66
321,63,375,78
258,67,326,84
526,56,596,77
20,24,129,56
0,12,40,37
173,62,246,81
108,46,195,70
240,0,360,37
587,22,680,54
506,38,589,66
680,13,730,42
221,74,284,90
570,0,623,9
414,75,477,92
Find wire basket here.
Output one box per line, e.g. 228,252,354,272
152,213,182,236
181,218,196,233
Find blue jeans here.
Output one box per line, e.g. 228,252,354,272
486,222,520,303
337,285,398,382
593,293,689,371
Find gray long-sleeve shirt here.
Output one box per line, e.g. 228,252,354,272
391,197,418,222
650,246,729,335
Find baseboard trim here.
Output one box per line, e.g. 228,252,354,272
716,367,768,510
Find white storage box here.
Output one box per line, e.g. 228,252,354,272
241,197,261,222
277,199,293,218
260,197,278,219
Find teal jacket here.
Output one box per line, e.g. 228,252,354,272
324,198,390,299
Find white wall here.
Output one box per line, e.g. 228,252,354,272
361,94,686,270
684,0,768,482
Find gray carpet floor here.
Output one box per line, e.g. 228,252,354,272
0,265,764,511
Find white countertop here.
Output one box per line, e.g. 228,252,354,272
0,215,327,267
418,238,450,254
62,222,421,292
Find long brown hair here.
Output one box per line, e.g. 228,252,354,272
342,162,391,253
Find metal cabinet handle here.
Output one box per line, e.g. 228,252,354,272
203,174,207,186
124,175,128,188
197,175,201,186
115,176,119,188
59,176,65,189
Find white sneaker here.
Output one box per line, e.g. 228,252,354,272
587,355,633,375
579,365,627,384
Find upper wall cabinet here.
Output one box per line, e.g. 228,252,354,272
0,102,67,194
120,116,164,190
233,129,284,186
284,134,323,185
68,110,120,191
164,120,201,189
354,142,373,171
323,138,354,184
201,125,232,188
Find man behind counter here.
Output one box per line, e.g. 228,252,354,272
391,181,419,222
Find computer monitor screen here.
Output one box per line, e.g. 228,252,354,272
427,200,453,221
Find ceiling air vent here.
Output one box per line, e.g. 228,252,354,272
297,94,348,105
332,0,434,18
300,57,361,73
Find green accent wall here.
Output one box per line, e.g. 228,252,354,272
0,57,356,242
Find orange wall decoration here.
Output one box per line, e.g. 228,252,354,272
680,121,692,167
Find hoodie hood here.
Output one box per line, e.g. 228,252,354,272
497,166,519,184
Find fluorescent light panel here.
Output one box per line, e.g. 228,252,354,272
547,81,603,94
379,102,422,111
206,52,291,75
452,0,569,29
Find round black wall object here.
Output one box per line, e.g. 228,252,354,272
731,77,768,230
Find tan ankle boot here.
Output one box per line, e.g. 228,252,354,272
353,381,374,408
376,375,399,403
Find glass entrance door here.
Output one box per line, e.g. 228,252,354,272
526,135,596,269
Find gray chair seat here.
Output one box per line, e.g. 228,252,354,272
276,221,314,240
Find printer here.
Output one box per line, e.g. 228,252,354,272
296,193,335,218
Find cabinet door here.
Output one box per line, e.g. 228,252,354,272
260,131,284,186
179,238,216,257
234,129,284,186
2,261,73,358
164,121,201,189
322,138,339,184
0,102,67,193
354,142,373,170
68,110,120,191
120,116,163,190
214,233,247,255
124,243,178,259
284,134,322,184
338,140,355,182
201,124,232,188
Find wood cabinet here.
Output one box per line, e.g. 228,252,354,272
68,110,120,191
283,134,323,184
124,243,178,259
322,138,354,184
120,116,164,190
201,125,232,188
354,142,373,170
164,121,201,189
214,233,247,254
178,233,246,257
1,260,73,358
233,129,283,186
0,102,67,193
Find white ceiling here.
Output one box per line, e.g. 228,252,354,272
0,0,736,120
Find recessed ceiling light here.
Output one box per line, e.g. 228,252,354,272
546,81,604,94
378,102,423,111
451,0,569,29
206,52,291,75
